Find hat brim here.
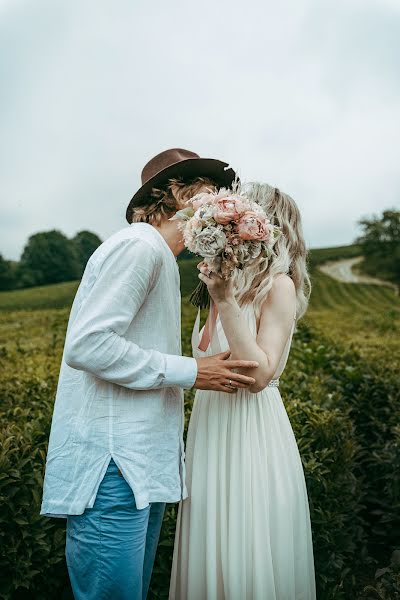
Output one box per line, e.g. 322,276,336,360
126,158,237,223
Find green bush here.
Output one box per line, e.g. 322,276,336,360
285,323,400,564
0,311,68,599
358,550,400,600
357,209,400,285
0,422,69,600
0,274,399,598
287,400,364,600
0,260,198,313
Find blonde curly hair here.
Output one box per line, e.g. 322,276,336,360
131,177,217,226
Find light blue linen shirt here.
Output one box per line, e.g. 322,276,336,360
40,223,198,517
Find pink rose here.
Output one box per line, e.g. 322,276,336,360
214,197,246,225
237,211,270,241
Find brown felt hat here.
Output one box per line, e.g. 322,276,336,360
126,148,237,223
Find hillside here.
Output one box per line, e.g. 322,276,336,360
0,244,397,313
2,245,396,370
0,280,80,312
179,248,400,368
0,244,373,310
0,244,399,599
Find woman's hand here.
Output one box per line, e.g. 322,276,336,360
197,262,234,305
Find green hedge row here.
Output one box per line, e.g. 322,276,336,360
284,323,400,559
0,309,399,599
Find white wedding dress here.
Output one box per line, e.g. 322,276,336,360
169,303,316,600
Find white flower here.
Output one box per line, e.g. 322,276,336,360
195,203,216,223
193,226,227,258
183,218,204,251
234,241,262,265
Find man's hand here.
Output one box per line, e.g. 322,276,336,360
194,351,258,393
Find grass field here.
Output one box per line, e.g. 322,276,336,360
1,246,397,365
0,280,80,312
1,245,399,600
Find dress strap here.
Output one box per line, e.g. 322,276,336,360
191,308,222,357
191,309,202,358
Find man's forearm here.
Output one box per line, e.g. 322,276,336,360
64,328,197,390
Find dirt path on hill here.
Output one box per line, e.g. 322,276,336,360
319,256,398,292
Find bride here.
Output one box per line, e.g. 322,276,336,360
169,182,316,600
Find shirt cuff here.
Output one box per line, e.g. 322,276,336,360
164,354,198,389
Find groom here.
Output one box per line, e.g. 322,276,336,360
40,148,258,600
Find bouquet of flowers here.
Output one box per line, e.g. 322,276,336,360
172,185,281,309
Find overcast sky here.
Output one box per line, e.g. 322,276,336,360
1,0,399,260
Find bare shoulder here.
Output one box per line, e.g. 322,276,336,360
269,274,296,303
260,274,296,317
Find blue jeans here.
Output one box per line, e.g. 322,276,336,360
65,458,165,600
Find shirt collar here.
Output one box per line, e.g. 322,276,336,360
130,222,179,269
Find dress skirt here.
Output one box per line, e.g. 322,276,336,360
169,386,316,600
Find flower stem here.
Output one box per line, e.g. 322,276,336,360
189,281,210,309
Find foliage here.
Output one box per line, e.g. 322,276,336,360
0,423,69,600
0,255,16,291
0,310,69,599
0,244,399,599
1,243,395,312
307,270,400,372
0,260,202,312
0,310,368,600
284,323,400,561
308,243,362,268
18,230,80,288
357,209,400,284
177,248,195,261
177,258,199,297
1,229,102,292
285,398,364,600
71,230,102,274
358,550,400,600
0,281,80,312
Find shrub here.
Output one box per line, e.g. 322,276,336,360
358,550,400,600
286,399,364,599
0,311,69,599
0,421,69,600
357,209,400,285
71,231,102,275
18,231,80,288
284,323,400,573
0,283,399,599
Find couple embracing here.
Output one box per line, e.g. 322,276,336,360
40,148,316,600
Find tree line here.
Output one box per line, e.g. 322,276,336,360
0,209,398,292
0,230,102,291
357,209,400,285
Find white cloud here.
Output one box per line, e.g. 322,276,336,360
1,0,399,259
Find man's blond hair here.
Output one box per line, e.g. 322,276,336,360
131,177,217,226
